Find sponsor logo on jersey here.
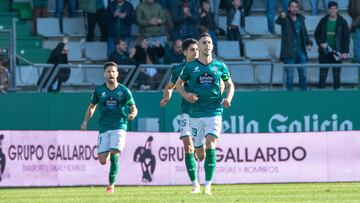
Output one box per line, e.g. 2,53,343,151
105,97,118,110
197,72,214,85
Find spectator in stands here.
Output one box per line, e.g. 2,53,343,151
32,0,48,35
169,0,199,41
106,0,135,56
164,39,184,64
109,39,136,65
109,39,136,83
267,0,289,34
0,56,10,94
315,1,350,90
199,0,218,51
348,0,360,62
310,0,328,15
276,0,313,91
79,0,108,41
55,0,77,19
132,37,165,90
37,38,71,92
225,0,253,31
136,0,167,45
227,0,244,56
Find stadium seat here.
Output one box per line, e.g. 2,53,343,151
217,41,242,60
18,48,51,64
226,62,257,85
217,16,227,34
37,18,63,37
15,65,41,86
62,17,86,37
244,40,272,60
304,16,321,34
85,42,107,61
271,63,284,85
255,63,273,84
341,66,359,84
67,41,86,62
245,16,270,35
83,68,105,85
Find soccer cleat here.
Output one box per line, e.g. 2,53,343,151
106,185,114,193
204,185,212,196
191,185,201,194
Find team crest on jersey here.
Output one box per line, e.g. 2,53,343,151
197,72,214,86
101,92,107,98
193,66,200,72
211,66,219,74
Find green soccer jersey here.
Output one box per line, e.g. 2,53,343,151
170,62,190,114
91,83,135,133
180,59,230,118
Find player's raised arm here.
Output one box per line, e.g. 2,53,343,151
160,82,176,107
127,104,138,121
81,103,97,130
222,78,234,108
175,78,198,103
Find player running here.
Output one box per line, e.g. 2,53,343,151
81,61,138,193
176,33,235,195
159,38,201,193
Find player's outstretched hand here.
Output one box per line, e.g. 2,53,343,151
222,99,231,108
81,122,87,130
160,98,169,107
185,93,198,103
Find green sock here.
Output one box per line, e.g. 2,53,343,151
204,148,216,181
109,154,119,185
185,153,197,181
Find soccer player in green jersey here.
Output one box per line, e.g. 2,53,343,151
176,33,235,195
160,38,201,193
81,62,138,193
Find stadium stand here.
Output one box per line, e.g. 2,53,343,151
62,17,86,37
85,42,108,61
245,16,271,35
36,18,63,37
217,41,242,60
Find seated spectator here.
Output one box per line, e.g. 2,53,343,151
169,0,199,40
199,0,218,51
227,0,244,56
163,39,184,64
37,38,71,92
79,0,107,41
226,0,253,31
0,55,10,94
136,0,167,42
109,39,136,82
132,37,165,90
106,0,135,56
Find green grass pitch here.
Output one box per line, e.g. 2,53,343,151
1,183,360,203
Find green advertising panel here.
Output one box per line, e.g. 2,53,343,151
0,91,359,133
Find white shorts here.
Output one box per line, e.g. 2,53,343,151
179,113,191,139
97,129,126,154
189,116,222,148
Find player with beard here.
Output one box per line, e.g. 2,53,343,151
81,61,138,193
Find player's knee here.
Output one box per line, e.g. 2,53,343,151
99,158,107,165
184,145,194,153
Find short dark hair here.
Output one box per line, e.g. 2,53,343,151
103,61,118,70
327,1,338,9
288,0,299,7
198,32,211,40
182,38,198,51
116,38,126,45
